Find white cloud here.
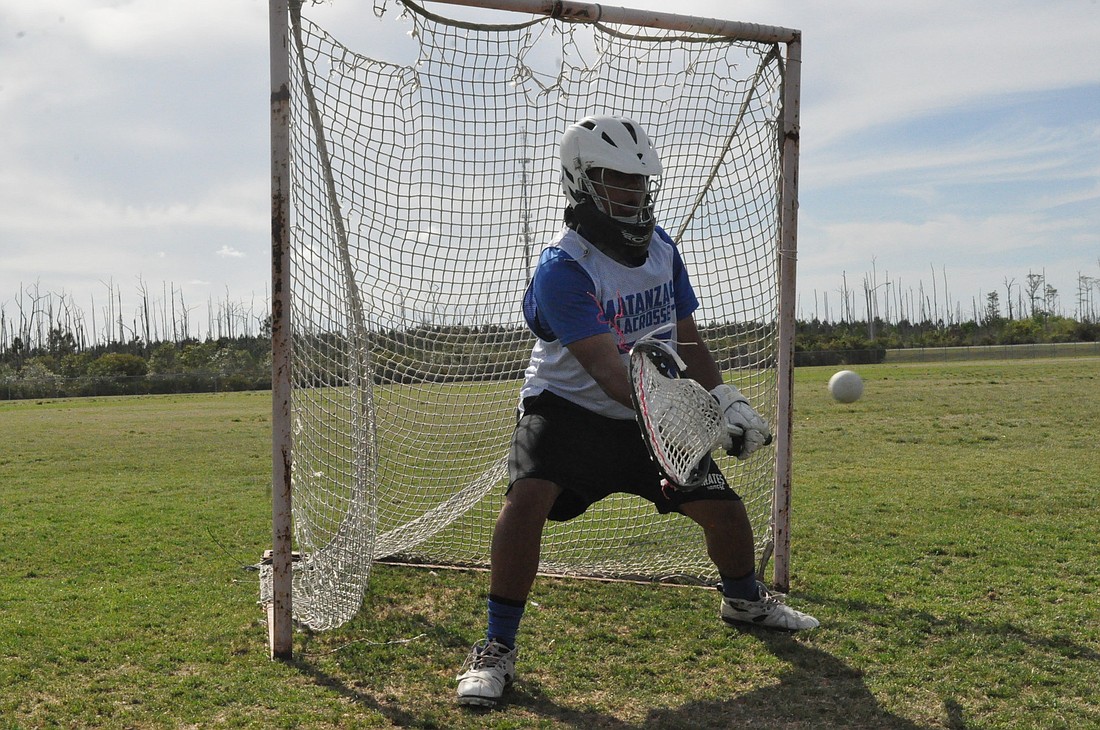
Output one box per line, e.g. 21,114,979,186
807,117,1100,195
0,168,267,235
217,246,246,259
639,1,1100,147
2,1,267,57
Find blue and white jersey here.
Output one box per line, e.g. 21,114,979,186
520,225,699,419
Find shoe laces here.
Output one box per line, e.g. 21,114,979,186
756,584,788,606
462,640,511,672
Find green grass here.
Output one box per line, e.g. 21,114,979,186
1,360,1098,728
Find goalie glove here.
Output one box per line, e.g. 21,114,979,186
709,383,773,460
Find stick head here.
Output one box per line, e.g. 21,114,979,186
628,339,725,490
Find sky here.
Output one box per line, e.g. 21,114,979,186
2,0,1098,343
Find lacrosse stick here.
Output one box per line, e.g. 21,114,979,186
628,334,727,490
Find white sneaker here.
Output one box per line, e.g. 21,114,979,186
721,582,820,631
456,638,517,707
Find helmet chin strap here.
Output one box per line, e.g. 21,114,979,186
565,202,653,267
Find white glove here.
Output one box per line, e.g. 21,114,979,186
710,383,773,460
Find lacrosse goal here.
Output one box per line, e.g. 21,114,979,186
266,0,801,657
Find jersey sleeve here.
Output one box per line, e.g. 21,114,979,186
523,248,608,345
656,226,699,320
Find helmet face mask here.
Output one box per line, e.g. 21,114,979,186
583,167,660,226
560,116,663,254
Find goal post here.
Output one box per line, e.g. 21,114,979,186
268,0,293,660
267,0,801,657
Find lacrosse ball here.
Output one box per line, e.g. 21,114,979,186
828,370,864,403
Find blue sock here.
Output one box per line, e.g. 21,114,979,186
486,594,525,649
720,571,760,601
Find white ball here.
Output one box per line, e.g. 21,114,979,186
828,370,864,403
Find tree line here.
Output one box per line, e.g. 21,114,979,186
794,312,1098,366
3,268,1099,399
0,332,272,400
2,310,1097,401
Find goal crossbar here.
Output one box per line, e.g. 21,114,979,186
425,0,800,43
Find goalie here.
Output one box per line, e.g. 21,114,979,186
457,115,818,707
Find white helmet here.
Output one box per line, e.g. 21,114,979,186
560,115,662,252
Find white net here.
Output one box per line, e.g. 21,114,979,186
284,0,789,630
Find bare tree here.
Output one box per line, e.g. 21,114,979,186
117,282,125,344
1075,273,1096,322
941,266,951,326
929,264,939,323
178,288,191,341
1025,271,1045,317
837,271,853,323
90,292,97,348
984,290,1001,324
1003,277,1016,320
101,279,114,345
23,281,48,351
171,284,179,342
1044,284,1058,316
137,276,152,351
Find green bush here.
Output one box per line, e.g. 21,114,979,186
148,343,180,374
179,342,217,371
60,352,95,378
87,353,148,377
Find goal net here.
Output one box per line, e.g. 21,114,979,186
273,0,798,632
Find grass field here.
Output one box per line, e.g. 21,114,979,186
1,359,1098,729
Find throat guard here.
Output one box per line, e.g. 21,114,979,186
566,203,652,266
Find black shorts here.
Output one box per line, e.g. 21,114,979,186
508,390,740,522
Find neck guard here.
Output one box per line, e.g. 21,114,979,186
564,203,650,267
